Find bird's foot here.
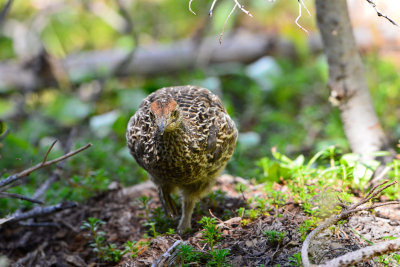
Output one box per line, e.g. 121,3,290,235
177,216,192,235
159,189,178,218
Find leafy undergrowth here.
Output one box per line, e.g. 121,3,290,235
1,148,400,266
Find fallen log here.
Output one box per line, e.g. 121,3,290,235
0,30,296,92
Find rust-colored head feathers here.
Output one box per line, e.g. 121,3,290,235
150,98,177,117
149,98,179,134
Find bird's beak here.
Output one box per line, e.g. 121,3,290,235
156,117,167,134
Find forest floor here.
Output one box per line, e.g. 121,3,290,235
1,175,400,267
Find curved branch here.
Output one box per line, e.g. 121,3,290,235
0,143,92,189
301,181,400,267
320,238,400,267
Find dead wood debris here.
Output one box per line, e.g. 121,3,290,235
301,180,400,267
0,140,92,226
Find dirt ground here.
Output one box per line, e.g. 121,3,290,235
1,175,400,267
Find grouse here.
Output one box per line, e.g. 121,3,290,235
126,85,237,233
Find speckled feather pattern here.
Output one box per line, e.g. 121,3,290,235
126,85,237,197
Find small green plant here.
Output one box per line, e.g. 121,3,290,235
81,217,126,262
298,217,319,241
288,252,302,266
392,253,400,265
166,228,176,235
148,207,174,234
235,183,247,193
329,220,347,236
236,205,261,222
177,244,202,266
198,217,221,251
207,249,230,267
123,240,149,259
237,207,245,217
245,208,260,220
144,221,159,237
207,190,226,209
81,217,107,259
123,241,138,258
381,236,397,241
104,243,125,262
136,195,152,220
264,230,286,246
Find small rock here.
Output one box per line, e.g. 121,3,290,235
108,181,121,190
231,255,244,267
66,255,87,267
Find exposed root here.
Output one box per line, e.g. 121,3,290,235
301,180,400,267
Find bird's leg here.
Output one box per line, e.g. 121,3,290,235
178,195,196,234
158,186,178,217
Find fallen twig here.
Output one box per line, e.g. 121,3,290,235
0,192,44,204
18,221,58,227
3,201,77,224
151,240,184,267
320,238,400,267
0,142,92,189
301,181,400,267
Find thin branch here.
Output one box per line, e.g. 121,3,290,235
233,0,252,17
3,202,77,224
0,0,13,28
365,0,398,26
364,180,392,203
0,192,44,204
41,139,58,165
151,240,184,267
209,0,218,16
189,0,196,15
299,0,311,16
295,0,310,34
219,4,237,44
18,221,58,227
0,176,27,193
320,238,400,267
33,128,77,200
350,181,397,209
349,200,400,214
217,0,253,44
0,143,92,189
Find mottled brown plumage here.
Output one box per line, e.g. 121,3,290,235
126,85,237,232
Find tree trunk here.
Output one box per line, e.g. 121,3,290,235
315,0,390,161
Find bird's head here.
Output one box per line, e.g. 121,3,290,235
150,98,182,134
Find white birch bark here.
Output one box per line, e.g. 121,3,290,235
315,0,389,160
